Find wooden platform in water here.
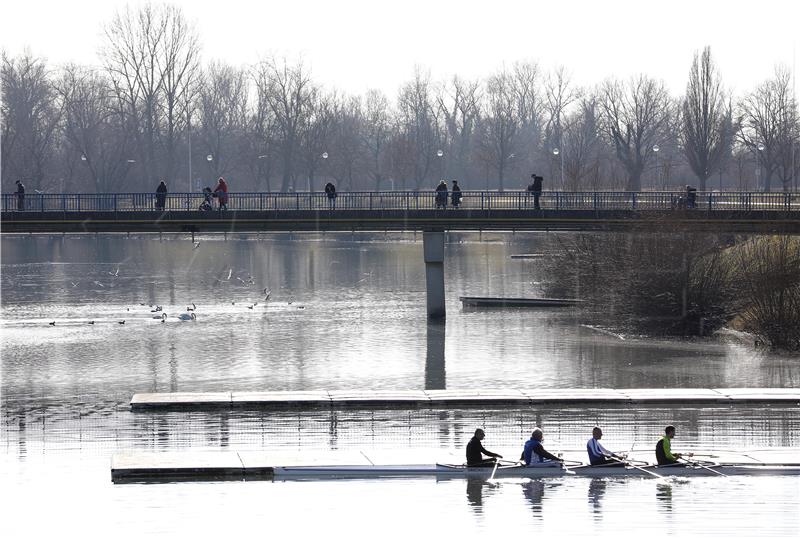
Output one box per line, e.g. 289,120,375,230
129,388,800,410
459,296,582,307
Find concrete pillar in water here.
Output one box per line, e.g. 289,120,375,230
423,230,446,319
425,320,446,390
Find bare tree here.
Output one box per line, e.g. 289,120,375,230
1,52,61,190
101,4,199,188
512,61,544,177
362,89,391,190
681,47,733,191
55,65,133,192
599,75,671,191
562,95,602,190
738,68,797,192
543,67,579,187
480,68,519,191
257,57,315,191
396,68,440,189
197,62,248,182
436,76,481,184
299,90,335,191
158,5,200,182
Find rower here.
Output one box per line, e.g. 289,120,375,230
466,428,503,467
587,427,622,465
521,427,563,466
655,425,692,465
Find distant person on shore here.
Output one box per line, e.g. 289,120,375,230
587,427,622,466
451,180,462,208
15,180,25,211
521,427,563,466
528,174,543,210
324,181,337,209
466,428,503,467
214,177,229,210
155,180,167,211
655,425,692,465
435,180,448,209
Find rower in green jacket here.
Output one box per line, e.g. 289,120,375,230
655,425,692,465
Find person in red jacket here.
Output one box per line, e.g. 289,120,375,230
213,177,229,210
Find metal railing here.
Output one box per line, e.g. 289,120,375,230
2,191,799,213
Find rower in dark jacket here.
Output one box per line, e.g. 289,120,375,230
466,428,502,467
521,427,563,466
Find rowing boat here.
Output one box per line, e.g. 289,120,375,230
271,461,800,479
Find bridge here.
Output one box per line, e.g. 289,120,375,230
2,190,799,234
3,190,799,319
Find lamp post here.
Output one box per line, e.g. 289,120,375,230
552,147,563,189
652,144,660,190
206,154,213,184
756,144,764,191
436,149,444,184
322,151,328,186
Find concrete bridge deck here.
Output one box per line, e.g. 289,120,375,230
130,388,800,410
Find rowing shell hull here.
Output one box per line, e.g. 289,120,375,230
271,463,800,479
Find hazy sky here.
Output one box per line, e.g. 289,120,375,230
2,0,798,99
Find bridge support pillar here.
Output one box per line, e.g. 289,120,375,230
423,231,446,319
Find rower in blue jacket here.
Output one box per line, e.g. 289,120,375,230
521,427,563,466
587,427,622,465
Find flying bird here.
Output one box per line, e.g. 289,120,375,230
49,321,56,326
118,320,125,325
109,267,120,277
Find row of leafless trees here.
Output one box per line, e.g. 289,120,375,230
2,4,799,194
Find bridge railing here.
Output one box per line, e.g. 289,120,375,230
2,191,798,213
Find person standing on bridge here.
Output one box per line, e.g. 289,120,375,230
155,180,167,211
451,180,462,208
214,177,229,211
324,181,337,209
435,180,448,209
15,180,25,211
529,174,543,210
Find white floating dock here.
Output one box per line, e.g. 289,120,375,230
129,388,800,410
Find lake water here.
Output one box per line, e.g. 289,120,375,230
1,233,799,537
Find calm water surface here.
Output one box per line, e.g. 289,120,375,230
1,234,799,537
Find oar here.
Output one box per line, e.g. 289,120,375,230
680,457,727,477
489,459,500,481
610,455,667,481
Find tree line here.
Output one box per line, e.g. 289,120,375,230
2,4,799,194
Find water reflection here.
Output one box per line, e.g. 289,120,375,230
522,479,547,518
465,478,500,513
656,482,674,513
425,321,446,390
587,478,608,518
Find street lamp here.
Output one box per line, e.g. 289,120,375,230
436,149,444,184
652,144,660,190
552,147,563,189
756,144,765,190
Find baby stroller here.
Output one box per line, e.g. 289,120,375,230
199,187,214,211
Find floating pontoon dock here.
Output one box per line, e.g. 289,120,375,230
129,388,800,411
459,296,582,307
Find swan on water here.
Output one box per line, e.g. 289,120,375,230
153,313,167,319
177,313,197,321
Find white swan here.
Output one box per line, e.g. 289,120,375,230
177,313,197,321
